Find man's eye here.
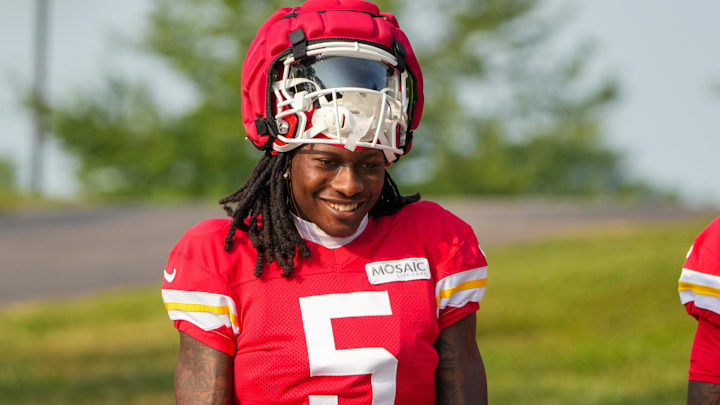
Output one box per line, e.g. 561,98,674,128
361,162,382,170
316,159,335,167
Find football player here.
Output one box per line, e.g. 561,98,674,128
162,1,489,404
679,216,720,404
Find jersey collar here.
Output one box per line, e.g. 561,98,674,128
292,214,369,249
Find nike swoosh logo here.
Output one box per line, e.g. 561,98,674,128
164,268,177,283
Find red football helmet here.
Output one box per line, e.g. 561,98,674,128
241,0,424,162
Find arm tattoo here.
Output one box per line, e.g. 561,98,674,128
688,381,720,405
435,314,488,405
175,332,234,405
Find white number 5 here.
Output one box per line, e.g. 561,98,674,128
299,291,397,405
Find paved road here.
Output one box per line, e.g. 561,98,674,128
0,200,712,306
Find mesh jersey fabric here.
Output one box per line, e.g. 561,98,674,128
162,200,488,405
678,216,720,384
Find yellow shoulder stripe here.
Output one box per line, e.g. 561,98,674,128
678,281,720,299
164,302,240,328
436,278,487,307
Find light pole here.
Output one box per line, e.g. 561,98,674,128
30,0,50,194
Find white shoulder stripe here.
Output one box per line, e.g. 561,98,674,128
678,268,720,315
436,267,487,294
167,310,239,335
679,268,720,289
438,287,485,310
436,266,487,316
679,290,720,316
162,289,239,309
162,289,240,335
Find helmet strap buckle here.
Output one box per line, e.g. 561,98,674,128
288,28,308,61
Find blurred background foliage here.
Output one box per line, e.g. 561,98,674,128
0,157,18,196
49,0,652,199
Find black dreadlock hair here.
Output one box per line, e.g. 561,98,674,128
219,152,420,278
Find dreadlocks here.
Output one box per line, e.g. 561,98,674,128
219,152,420,278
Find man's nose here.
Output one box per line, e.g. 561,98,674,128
331,166,364,197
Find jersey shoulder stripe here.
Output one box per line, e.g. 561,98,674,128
680,268,720,292
436,266,487,314
679,268,720,315
680,217,720,316
162,289,241,335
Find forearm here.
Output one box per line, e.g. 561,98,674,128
688,381,720,405
175,332,234,405
435,314,488,405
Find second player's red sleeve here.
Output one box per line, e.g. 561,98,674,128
680,216,720,384
688,307,720,384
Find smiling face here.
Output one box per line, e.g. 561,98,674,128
289,144,386,237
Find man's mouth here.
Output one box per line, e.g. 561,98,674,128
326,201,360,212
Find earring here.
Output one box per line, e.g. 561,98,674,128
284,171,300,215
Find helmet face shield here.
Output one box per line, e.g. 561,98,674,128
288,56,399,95
271,42,412,162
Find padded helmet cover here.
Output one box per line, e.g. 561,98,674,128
241,0,424,153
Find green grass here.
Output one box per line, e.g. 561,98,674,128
0,289,177,405
477,219,708,404
0,219,710,404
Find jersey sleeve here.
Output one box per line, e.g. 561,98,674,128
679,217,720,383
689,316,720,384
434,224,488,330
161,221,241,356
679,217,720,321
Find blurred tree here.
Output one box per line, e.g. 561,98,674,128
53,1,293,198
0,158,16,191
0,157,18,203
50,0,639,198
392,0,627,196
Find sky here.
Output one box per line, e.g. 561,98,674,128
1,0,719,205
561,1,720,206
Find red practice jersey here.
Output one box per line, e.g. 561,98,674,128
161,201,488,405
678,216,720,384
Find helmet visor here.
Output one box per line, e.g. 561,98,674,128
288,56,398,94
